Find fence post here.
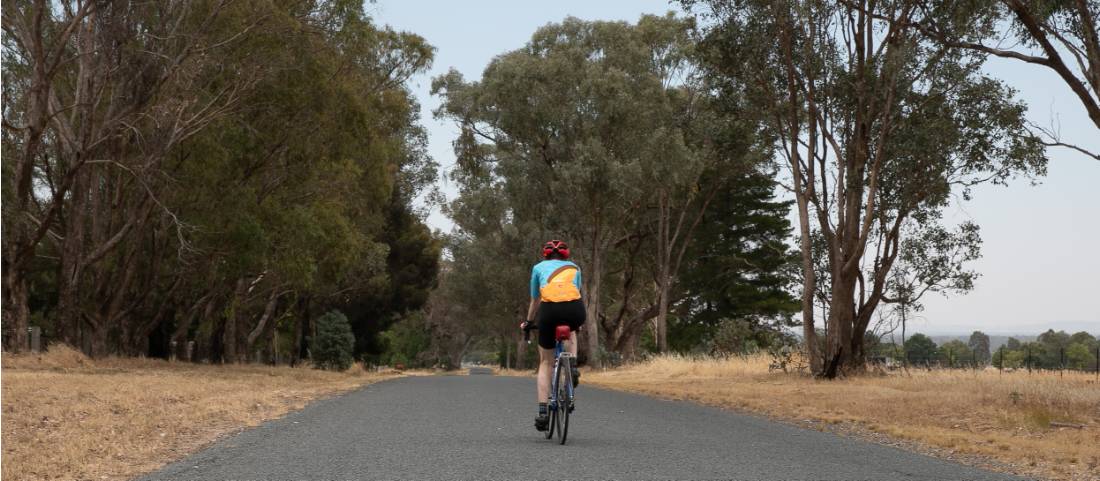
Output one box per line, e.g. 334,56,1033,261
1060,347,1065,378
1026,346,1031,374
186,341,195,362
28,326,41,353
169,341,178,361
998,346,1004,373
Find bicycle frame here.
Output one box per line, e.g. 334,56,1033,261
548,332,574,412
523,323,575,417
547,336,576,409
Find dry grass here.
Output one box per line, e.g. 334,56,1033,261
588,354,1100,481
1,345,398,481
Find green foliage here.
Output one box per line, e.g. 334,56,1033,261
312,311,356,371
990,330,1098,371
379,312,434,368
1,0,441,359
686,0,1047,373
1065,343,1097,370
433,13,788,360
938,340,973,367
1037,330,1071,367
1006,337,1022,350
904,334,938,364
674,169,799,350
707,318,796,355
968,331,991,364
1068,332,1098,350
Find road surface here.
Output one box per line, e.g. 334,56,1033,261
142,374,1028,480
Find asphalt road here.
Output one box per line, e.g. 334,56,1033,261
142,375,1029,480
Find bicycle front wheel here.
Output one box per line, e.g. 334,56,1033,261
545,365,557,439
545,402,556,439
556,356,571,445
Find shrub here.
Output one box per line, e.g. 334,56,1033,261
379,311,433,368
312,310,355,371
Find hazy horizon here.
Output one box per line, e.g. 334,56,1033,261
373,1,1100,334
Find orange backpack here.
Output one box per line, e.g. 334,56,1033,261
539,265,582,302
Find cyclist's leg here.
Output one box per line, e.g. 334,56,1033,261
536,346,554,402
564,300,585,385
535,306,559,431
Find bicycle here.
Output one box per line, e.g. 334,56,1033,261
524,322,575,445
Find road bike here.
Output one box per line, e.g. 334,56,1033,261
524,323,575,445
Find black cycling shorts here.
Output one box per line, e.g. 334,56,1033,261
536,299,586,349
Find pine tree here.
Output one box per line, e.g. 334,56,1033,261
672,169,800,351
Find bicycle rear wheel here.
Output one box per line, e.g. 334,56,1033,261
556,356,571,445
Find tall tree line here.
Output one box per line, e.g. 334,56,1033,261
2,0,440,360
433,4,1063,372
432,14,800,366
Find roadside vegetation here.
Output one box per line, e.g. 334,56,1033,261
2,0,439,365
1,345,396,481
421,0,1098,379
587,355,1100,481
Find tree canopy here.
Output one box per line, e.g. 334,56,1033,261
433,14,798,364
2,0,440,361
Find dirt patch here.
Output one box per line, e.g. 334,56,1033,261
587,355,1100,481
1,345,398,481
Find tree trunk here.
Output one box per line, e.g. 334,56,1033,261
655,265,671,353
515,333,526,370
222,278,248,363
57,170,91,350
293,295,312,364
173,294,211,347
3,269,30,353
246,289,281,352
796,210,819,371
824,271,858,377
85,315,110,358
584,236,603,367
778,13,821,374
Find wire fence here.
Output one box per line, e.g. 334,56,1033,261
878,345,1100,378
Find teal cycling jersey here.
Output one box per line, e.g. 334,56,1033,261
529,260,583,300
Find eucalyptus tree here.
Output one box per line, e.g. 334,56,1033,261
435,14,760,360
910,0,1100,160
2,0,440,358
688,0,1047,375
2,0,276,354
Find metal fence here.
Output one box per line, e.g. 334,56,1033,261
887,345,1100,378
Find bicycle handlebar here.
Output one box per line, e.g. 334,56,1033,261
522,321,537,344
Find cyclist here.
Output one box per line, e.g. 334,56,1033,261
521,239,585,432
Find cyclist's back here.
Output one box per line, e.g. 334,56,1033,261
523,240,585,431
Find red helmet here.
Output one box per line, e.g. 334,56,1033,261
542,239,570,259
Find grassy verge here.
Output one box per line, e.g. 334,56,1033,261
587,355,1100,481
1,345,398,481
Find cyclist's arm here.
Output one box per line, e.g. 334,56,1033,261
526,267,540,323
526,298,539,323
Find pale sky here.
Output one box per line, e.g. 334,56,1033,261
372,1,1099,335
